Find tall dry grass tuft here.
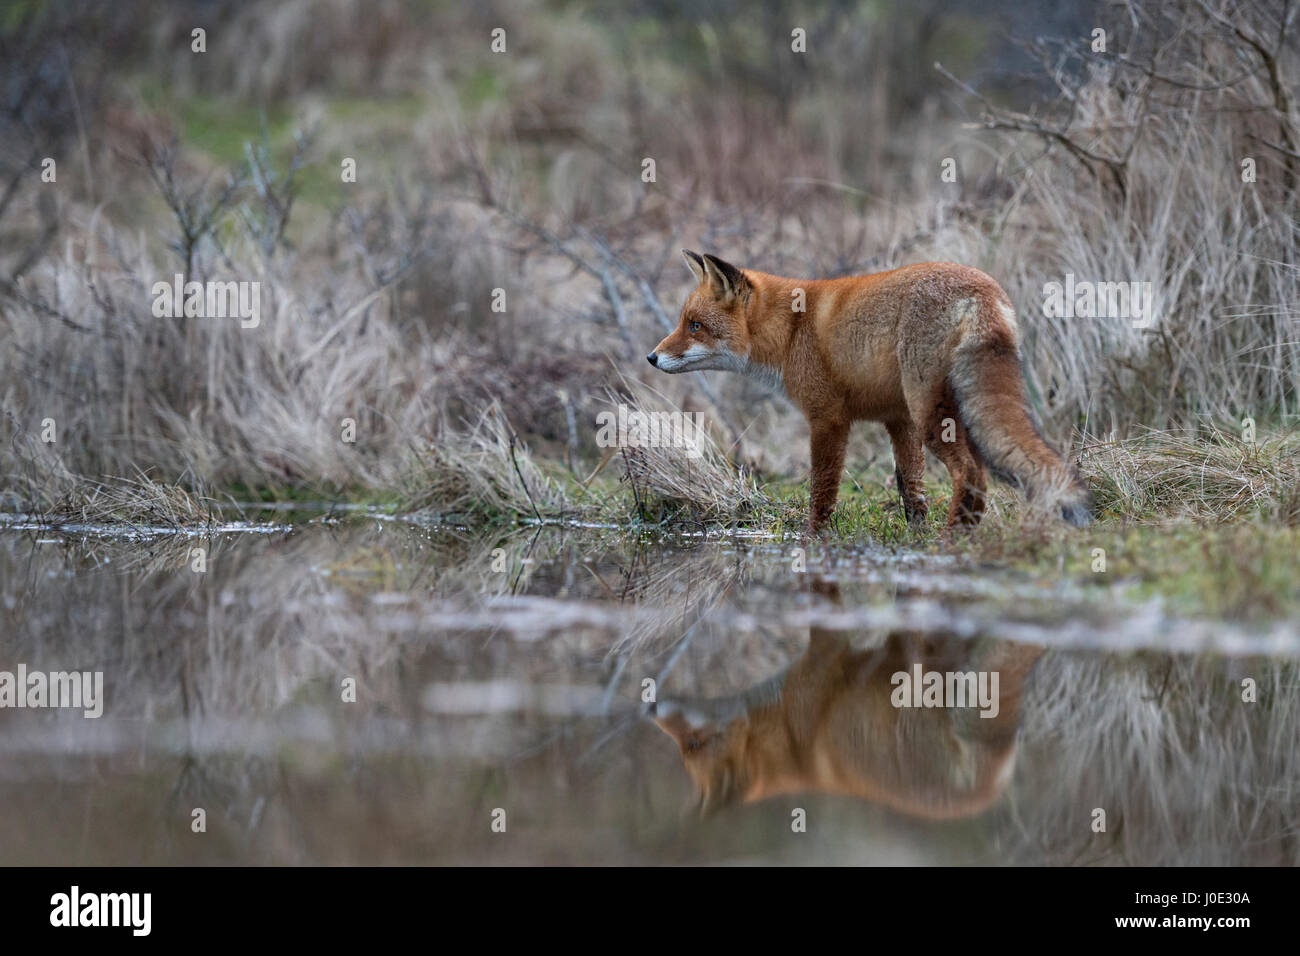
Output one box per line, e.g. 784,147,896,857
1081,427,1300,523
55,473,217,527
399,404,568,520
607,382,769,523
1,416,215,525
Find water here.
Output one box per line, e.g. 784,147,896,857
1,514,1296,864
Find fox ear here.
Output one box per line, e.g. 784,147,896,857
681,248,707,284
701,254,747,303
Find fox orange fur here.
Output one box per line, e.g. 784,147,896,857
653,624,1044,818
648,251,1092,531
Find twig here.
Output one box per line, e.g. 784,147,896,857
507,431,544,524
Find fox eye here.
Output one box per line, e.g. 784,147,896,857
689,321,702,333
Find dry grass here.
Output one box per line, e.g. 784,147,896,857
47,473,217,527
398,403,569,520
0,0,1297,532
2,420,216,526
609,380,770,524
395,385,771,526
959,4,1300,434
1082,427,1300,523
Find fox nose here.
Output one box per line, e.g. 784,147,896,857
646,352,658,367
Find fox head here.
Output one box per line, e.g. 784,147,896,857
650,696,754,815
647,250,752,373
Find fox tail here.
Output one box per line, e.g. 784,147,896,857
948,329,1093,526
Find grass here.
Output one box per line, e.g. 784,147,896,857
958,515,1300,622
9,469,218,529
398,403,572,521
174,96,295,168
3,0,1297,872
1083,427,1300,524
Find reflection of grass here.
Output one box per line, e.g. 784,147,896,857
323,544,404,592
1015,649,1300,865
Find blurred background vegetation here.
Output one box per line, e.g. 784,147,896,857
1,0,1297,523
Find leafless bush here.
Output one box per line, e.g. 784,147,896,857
948,0,1300,433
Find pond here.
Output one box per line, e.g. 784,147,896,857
1,512,1296,864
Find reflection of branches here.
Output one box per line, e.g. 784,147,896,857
609,544,745,661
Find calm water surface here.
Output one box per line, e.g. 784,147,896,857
1,513,1296,864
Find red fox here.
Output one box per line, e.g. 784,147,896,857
652,626,1044,818
648,251,1092,530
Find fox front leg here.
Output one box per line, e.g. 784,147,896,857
808,420,850,533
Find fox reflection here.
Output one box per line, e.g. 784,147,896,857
652,620,1042,819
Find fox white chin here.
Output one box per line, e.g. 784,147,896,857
650,343,734,372
650,344,783,387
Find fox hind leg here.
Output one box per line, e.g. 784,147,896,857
886,420,928,528
916,383,987,529
942,444,988,527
